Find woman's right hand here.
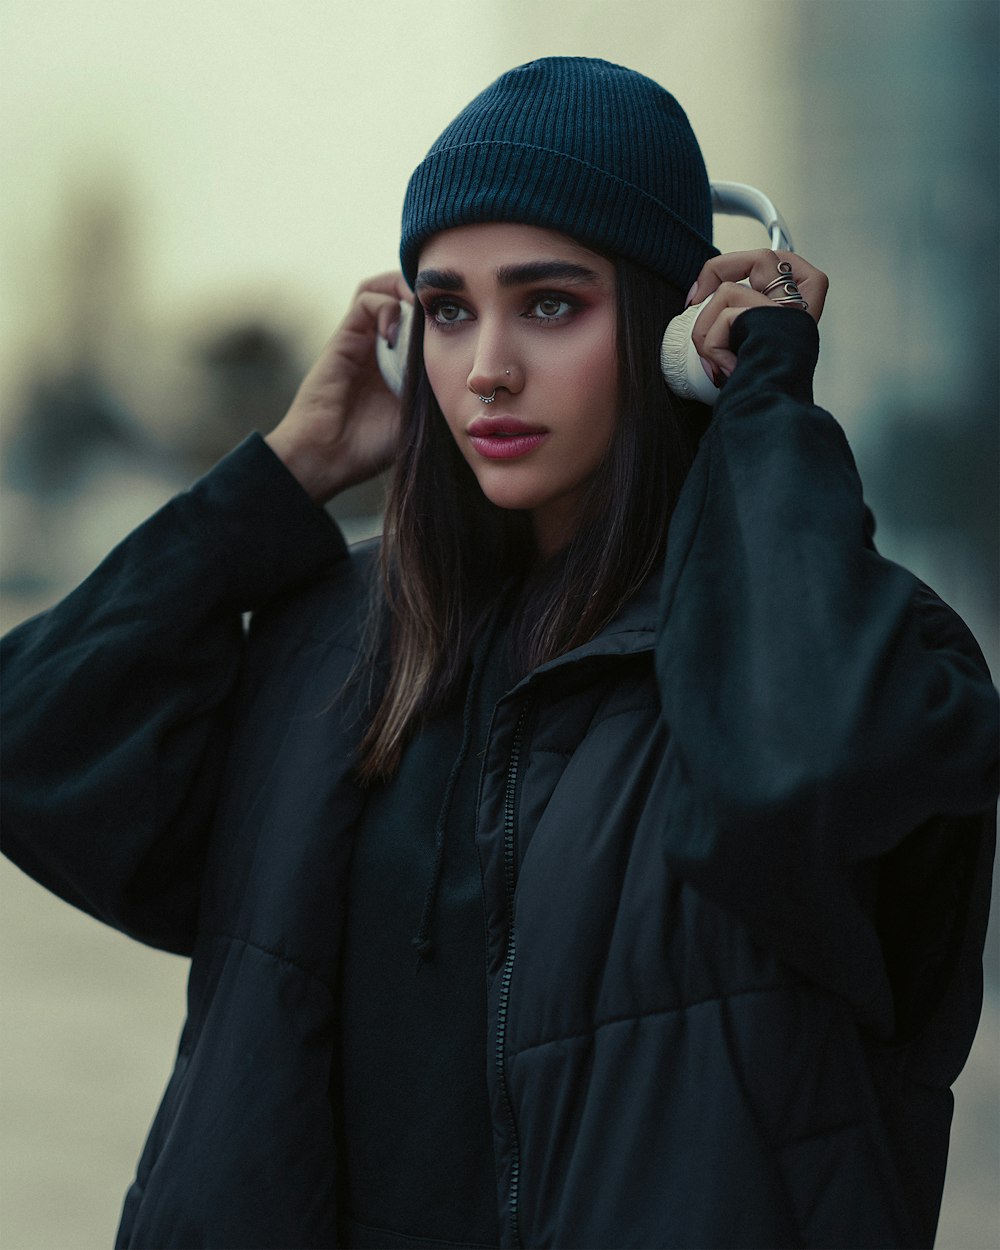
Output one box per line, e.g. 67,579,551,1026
266,271,412,504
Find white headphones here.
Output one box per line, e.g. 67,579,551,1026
660,182,794,405
376,181,794,407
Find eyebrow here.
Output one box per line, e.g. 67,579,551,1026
414,260,604,292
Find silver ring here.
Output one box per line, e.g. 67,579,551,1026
762,276,800,298
478,389,497,404
777,260,794,275
772,296,809,311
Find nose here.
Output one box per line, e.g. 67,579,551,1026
467,320,522,400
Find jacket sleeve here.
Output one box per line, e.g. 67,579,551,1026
655,307,998,1035
0,434,347,955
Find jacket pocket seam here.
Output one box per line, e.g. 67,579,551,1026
204,928,335,987
507,982,785,1059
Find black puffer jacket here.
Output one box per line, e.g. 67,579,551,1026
3,310,997,1249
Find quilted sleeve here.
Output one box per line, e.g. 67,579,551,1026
1,435,347,954
656,307,998,1042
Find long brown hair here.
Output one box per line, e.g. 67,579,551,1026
356,254,707,784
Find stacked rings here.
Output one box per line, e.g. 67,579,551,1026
761,278,800,298
762,259,809,311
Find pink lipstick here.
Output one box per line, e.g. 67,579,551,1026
467,415,549,461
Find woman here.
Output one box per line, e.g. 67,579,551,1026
2,57,997,1250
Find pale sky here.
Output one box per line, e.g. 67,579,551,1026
0,0,797,382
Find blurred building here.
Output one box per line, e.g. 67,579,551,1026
793,8,1000,1244
796,0,998,679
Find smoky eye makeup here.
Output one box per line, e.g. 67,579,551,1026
414,257,608,331
422,295,472,328
523,291,584,321
420,289,584,331
414,271,470,329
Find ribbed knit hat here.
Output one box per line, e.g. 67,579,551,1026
400,57,717,292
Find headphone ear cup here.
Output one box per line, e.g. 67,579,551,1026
375,302,413,397
660,303,718,405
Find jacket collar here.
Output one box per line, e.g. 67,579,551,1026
509,566,661,696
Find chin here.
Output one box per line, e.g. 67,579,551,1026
475,479,546,514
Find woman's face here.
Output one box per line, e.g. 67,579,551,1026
416,223,618,557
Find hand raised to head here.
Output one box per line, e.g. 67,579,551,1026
686,250,828,384
267,271,413,504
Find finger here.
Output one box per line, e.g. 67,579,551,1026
745,252,827,323
350,275,414,347
686,251,769,307
691,282,772,373
375,297,403,346
780,258,827,322
688,250,828,322
347,290,403,342
701,305,760,377
353,270,413,304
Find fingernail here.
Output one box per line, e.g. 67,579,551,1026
719,362,733,378
685,282,699,309
386,320,399,349
700,356,714,383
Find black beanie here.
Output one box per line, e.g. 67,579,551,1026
400,57,717,292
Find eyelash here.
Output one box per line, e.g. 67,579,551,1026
421,292,581,331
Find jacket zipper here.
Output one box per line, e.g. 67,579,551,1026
496,701,529,1250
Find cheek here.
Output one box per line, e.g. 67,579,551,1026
567,331,618,430
562,318,615,386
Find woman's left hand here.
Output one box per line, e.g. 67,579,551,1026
686,250,829,384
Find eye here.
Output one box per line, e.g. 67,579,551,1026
425,299,472,327
528,294,576,321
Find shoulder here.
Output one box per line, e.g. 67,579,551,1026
909,577,992,677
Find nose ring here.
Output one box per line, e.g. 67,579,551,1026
477,389,497,404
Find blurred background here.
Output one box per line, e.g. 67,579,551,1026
0,0,996,1245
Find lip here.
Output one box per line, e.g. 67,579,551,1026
466,414,549,461
467,415,547,437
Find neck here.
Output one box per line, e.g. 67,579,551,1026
530,496,581,559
